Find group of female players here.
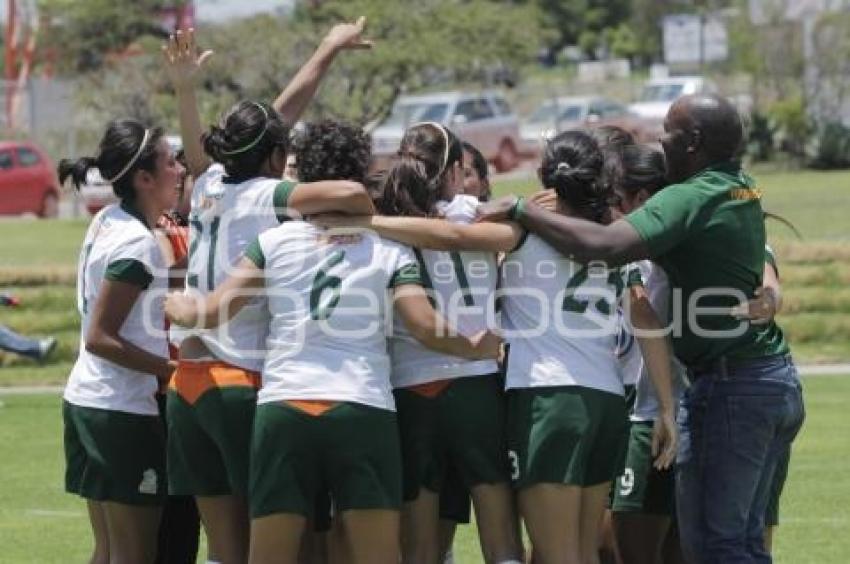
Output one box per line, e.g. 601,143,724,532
57,17,789,564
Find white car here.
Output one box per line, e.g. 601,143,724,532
370,91,522,172
80,135,182,215
519,96,639,154
629,76,717,122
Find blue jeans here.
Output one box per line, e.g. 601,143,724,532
0,324,43,359
676,354,804,564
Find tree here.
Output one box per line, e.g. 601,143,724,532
290,0,546,123
39,0,190,72
68,0,545,133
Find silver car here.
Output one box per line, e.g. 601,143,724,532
370,91,522,172
519,96,640,154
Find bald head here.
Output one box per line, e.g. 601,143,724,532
662,94,743,182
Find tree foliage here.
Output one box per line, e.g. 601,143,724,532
40,0,189,72
67,0,546,130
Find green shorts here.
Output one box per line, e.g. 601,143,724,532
611,421,675,515
63,401,166,506
507,385,628,489
394,374,510,502
166,386,257,497
250,401,402,519
765,447,792,527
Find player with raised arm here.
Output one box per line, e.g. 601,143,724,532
164,119,500,564
161,22,376,564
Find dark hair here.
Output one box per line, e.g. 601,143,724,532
619,144,667,197
379,122,463,217
58,120,164,203
203,100,288,182
588,125,636,196
589,125,635,150
541,130,610,223
462,141,491,201
294,120,371,184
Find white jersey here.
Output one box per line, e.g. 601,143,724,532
64,203,168,415
500,233,640,395
249,222,422,411
172,164,295,372
391,195,499,388
618,261,686,422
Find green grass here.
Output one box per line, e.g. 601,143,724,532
1,375,847,562
492,166,850,242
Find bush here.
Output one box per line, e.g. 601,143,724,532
746,111,775,162
808,122,850,169
768,97,810,157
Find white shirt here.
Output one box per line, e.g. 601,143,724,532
64,203,168,415
171,164,293,371
250,222,422,411
500,233,639,395
390,195,499,388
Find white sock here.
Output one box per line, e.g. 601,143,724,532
206,561,222,564
496,560,523,564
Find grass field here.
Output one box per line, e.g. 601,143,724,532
1,166,849,384
0,375,847,563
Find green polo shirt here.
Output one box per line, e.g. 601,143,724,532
625,162,788,366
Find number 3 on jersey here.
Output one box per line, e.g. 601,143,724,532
310,250,346,320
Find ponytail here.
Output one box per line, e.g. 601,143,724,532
378,154,438,217
57,157,98,191
541,130,610,224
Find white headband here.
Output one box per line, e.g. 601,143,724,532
107,129,151,184
411,121,451,176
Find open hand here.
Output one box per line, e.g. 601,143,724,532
470,330,503,360
530,189,557,212
162,28,213,88
651,410,678,470
475,195,519,223
324,16,374,52
730,286,778,325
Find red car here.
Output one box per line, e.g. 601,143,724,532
0,141,60,218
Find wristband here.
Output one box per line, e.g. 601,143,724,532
508,197,526,222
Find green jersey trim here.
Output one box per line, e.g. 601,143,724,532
105,259,153,289
389,263,423,288
244,238,266,269
273,180,298,223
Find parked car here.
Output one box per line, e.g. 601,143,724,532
370,91,522,172
80,135,182,215
519,96,643,154
629,76,717,122
0,140,60,218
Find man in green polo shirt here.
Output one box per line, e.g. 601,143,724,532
477,94,805,564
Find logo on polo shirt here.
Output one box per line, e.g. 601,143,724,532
138,469,158,495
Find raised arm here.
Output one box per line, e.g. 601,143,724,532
313,214,523,252
162,28,214,177
626,285,677,469
273,17,373,125
393,284,500,360
165,257,263,329
477,196,649,266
